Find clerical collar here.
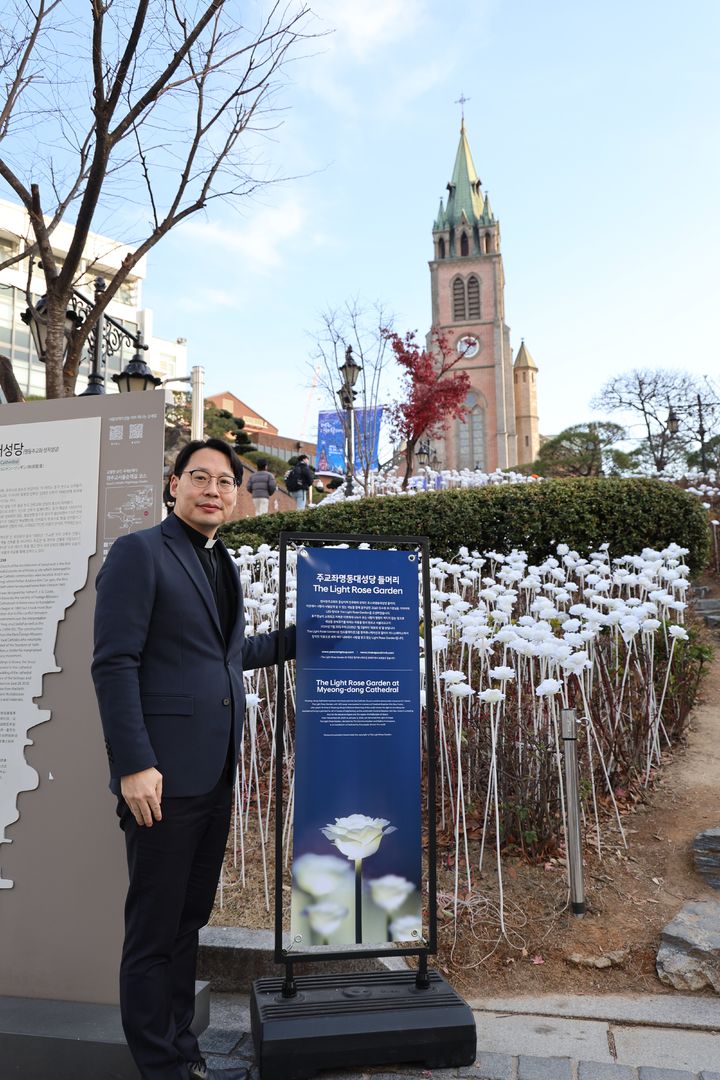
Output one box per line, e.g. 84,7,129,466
176,515,220,551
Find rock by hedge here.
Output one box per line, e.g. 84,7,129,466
221,477,710,574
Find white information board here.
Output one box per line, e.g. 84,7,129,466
0,416,101,888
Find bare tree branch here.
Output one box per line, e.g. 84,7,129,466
0,0,61,139
0,0,318,396
592,368,703,472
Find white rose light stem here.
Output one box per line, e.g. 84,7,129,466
234,762,245,885
434,662,454,830
574,676,627,847
655,633,682,724
479,691,507,934
247,695,269,910
262,667,276,837
449,684,473,918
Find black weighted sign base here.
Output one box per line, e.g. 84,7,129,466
250,968,476,1080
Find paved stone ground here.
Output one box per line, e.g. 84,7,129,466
198,991,720,1080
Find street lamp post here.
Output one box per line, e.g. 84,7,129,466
20,297,83,371
416,438,430,469
337,345,362,498
22,275,160,395
84,277,107,395
112,333,161,394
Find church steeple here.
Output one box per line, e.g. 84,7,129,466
428,113,534,473
445,122,485,228
433,123,497,259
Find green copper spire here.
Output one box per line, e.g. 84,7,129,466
434,197,447,231
483,189,495,222
444,122,485,228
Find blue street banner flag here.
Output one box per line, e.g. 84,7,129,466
316,410,346,473
291,546,422,949
353,406,383,471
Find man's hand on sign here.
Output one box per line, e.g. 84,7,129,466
121,767,163,827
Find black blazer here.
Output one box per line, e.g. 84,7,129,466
92,514,294,796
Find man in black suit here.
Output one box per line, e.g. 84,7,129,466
93,437,294,1080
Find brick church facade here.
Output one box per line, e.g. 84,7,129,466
429,123,540,471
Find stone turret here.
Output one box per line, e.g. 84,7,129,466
513,340,539,466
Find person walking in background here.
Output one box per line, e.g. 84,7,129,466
92,437,295,1080
246,458,276,516
285,452,313,510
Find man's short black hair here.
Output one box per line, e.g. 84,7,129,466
298,453,309,463
256,458,268,470
172,438,243,482
164,438,243,511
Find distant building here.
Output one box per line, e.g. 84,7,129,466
206,390,316,465
429,123,540,470
0,198,186,396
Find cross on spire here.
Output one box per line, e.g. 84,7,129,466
455,92,470,123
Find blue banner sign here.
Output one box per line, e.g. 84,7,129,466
291,546,422,948
353,406,383,471
316,410,346,474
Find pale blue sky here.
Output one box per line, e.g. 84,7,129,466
140,0,720,446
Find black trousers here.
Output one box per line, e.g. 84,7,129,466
118,771,234,1080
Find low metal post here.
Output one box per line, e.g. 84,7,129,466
561,708,586,916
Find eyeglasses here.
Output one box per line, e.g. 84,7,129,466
183,469,237,492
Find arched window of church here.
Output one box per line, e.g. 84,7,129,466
438,237,446,259
467,275,480,318
481,234,488,254
452,277,466,320
460,232,469,256
457,391,486,470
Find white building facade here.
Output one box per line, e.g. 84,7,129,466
0,199,186,397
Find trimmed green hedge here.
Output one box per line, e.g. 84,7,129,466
221,478,711,574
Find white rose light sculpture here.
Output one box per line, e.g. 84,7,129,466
224,536,700,942
321,814,397,944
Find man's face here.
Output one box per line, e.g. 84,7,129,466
169,447,238,537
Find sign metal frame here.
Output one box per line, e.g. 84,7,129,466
274,530,437,988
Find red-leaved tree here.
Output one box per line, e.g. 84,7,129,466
385,329,471,489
